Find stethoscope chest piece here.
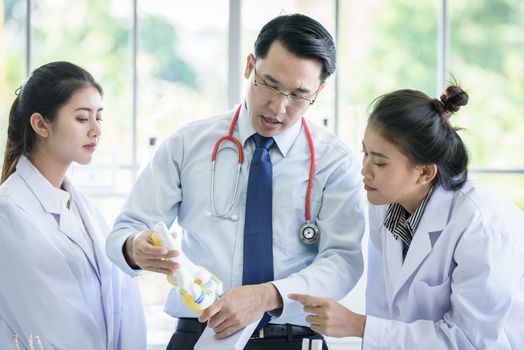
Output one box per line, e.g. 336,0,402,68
299,222,320,244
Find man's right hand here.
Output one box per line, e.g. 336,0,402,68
124,229,180,275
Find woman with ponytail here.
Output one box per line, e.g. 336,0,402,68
0,61,146,349
290,85,524,349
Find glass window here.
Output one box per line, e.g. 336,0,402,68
474,173,524,209
31,0,135,194
338,0,438,151
449,0,524,207
137,2,229,169
0,0,26,156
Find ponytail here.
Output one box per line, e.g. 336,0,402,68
1,61,102,184
1,95,25,183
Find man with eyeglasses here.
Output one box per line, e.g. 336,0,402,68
106,13,365,350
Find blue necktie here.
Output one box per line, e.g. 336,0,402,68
243,133,275,330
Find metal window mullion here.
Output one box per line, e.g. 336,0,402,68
228,0,241,109
437,0,449,95
25,0,32,77
131,0,138,179
471,168,524,175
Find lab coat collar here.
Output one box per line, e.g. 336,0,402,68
238,102,304,157
16,155,71,214
17,156,105,282
391,185,455,296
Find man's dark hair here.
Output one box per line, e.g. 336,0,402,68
254,14,336,82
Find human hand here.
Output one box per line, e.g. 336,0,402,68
124,229,179,275
198,283,282,339
288,293,366,338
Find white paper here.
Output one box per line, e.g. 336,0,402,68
194,318,261,350
311,339,323,350
301,338,310,350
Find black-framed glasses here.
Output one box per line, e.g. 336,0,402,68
253,68,318,109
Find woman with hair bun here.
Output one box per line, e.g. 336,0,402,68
290,85,524,349
0,61,146,349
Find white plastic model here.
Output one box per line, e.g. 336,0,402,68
151,222,223,312
301,338,323,350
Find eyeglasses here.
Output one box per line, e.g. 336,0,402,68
253,68,318,109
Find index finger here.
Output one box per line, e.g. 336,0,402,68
288,293,324,306
139,243,173,256
138,236,172,256
198,298,222,323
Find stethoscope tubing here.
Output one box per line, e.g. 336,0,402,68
209,104,316,231
301,117,315,223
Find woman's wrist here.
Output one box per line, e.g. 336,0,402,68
358,314,367,338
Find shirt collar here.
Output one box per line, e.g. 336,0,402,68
406,185,434,232
16,155,72,214
384,186,434,243
237,102,304,157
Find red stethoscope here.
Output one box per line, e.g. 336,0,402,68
207,105,320,244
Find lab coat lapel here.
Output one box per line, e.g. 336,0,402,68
58,200,102,281
393,186,454,296
17,157,98,273
73,192,115,347
383,230,404,295
71,188,111,287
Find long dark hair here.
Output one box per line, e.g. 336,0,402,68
368,85,469,190
254,13,336,82
1,61,102,184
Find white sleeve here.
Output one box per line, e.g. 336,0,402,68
362,219,524,349
365,238,389,318
272,152,366,319
365,204,389,318
105,134,184,276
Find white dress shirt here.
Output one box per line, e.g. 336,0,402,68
106,104,366,325
365,180,524,349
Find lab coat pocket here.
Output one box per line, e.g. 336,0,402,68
412,276,452,320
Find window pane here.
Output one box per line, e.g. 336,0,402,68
0,0,25,159
338,0,438,150
137,2,228,168
474,173,524,210
32,0,133,193
242,1,336,130
449,0,524,169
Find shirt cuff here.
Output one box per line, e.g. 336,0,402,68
362,315,388,350
270,275,308,320
106,231,143,278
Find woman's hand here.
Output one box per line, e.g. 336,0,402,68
288,293,366,338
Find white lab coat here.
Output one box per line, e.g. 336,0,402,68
364,180,524,349
0,156,146,350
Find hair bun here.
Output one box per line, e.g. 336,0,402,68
440,85,468,113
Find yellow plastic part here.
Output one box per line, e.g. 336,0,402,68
152,231,206,313
151,232,162,247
